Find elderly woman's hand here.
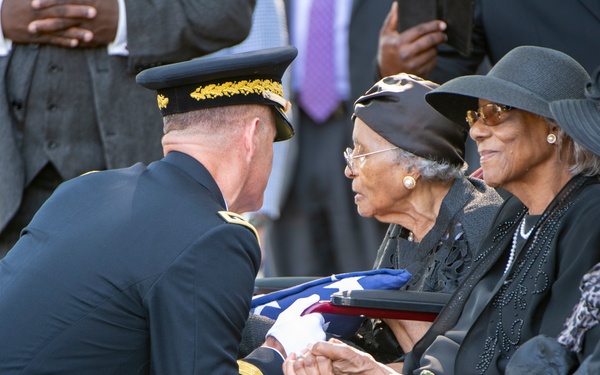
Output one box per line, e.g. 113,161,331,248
283,338,401,375
283,351,334,375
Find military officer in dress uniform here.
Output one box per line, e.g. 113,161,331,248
0,46,298,374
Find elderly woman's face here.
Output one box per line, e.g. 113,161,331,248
470,99,555,190
345,118,408,221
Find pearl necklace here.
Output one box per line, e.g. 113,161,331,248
504,218,535,275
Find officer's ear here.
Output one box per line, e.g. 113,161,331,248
242,116,261,163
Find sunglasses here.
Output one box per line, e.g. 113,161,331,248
466,103,513,127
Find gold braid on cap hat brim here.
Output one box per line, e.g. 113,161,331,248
190,78,283,101
155,78,291,113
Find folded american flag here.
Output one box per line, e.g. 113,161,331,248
251,269,411,339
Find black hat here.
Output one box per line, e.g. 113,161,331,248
425,46,590,127
353,73,467,167
550,66,600,156
136,46,298,142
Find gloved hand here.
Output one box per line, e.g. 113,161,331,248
266,294,326,356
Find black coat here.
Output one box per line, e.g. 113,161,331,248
405,175,600,374
0,151,276,374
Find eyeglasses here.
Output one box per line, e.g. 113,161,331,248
466,103,513,127
344,146,399,175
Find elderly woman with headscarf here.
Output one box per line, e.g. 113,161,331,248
343,73,502,359
239,73,502,362
282,46,600,375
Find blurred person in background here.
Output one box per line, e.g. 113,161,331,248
269,0,395,277
376,0,600,173
0,0,255,257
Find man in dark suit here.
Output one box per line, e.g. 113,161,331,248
376,0,600,172
267,0,398,277
430,0,600,81
377,0,600,84
0,0,256,258
0,47,297,374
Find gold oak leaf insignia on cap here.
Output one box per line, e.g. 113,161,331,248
157,94,169,109
190,79,283,101
218,211,260,247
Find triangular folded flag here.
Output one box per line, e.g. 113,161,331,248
251,269,411,339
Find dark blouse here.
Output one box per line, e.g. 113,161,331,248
373,175,502,294
352,176,501,363
503,262,600,374
405,175,600,375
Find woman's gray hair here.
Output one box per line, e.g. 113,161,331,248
554,124,600,177
393,147,467,181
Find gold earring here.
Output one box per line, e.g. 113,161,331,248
547,133,557,144
403,176,416,190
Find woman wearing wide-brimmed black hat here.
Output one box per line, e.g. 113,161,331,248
502,67,600,375
282,46,600,375
401,45,600,375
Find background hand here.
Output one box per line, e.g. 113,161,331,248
2,0,94,47
1,0,118,48
70,0,119,46
377,1,447,78
32,0,119,47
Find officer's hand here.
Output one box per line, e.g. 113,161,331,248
1,0,95,47
377,1,447,79
266,294,326,357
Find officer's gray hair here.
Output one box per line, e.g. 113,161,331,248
163,105,273,135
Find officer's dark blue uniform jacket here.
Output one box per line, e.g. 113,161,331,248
0,151,282,374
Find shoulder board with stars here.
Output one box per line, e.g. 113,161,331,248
237,360,265,375
218,211,260,247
